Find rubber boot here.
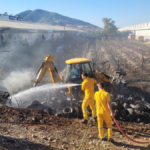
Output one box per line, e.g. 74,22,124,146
98,135,107,141
108,138,114,143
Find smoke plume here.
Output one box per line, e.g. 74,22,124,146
2,70,34,94
0,31,86,95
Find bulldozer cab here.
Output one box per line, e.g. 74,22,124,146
65,58,95,100
65,58,93,83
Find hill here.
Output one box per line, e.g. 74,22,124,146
17,9,99,28
16,10,32,18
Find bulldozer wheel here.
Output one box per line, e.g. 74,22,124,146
78,90,84,99
105,84,114,94
72,87,82,101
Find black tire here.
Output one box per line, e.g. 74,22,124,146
63,106,73,114
105,83,115,94
135,93,145,101
2,92,10,99
72,87,84,101
70,106,79,118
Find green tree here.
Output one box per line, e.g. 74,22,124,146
102,18,118,35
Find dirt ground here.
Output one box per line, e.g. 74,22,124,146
1,38,150,150
0,106,149,150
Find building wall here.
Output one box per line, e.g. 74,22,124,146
0,15,9,20
135,30,150,41
0,32,64,46
119,22,150,41
9,16,17,20
119,22,150,31
135,30,150,36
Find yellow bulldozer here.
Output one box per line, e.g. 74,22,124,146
32,54,127,102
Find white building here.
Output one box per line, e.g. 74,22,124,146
0,14,9,20
0,13,22,21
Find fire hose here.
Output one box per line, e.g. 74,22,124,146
113,116,150,145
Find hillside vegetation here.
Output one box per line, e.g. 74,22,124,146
17,10,32,18
17,9,99,28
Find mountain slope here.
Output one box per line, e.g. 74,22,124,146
17,10,32,18
17,9,99,28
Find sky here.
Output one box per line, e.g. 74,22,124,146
0,0,150,28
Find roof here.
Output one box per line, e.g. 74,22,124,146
66,58,90,64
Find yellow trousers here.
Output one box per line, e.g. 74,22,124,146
82,97,96,120
97,113,112,139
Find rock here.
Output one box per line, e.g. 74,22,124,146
102,143,110,149
133,132,138,138
32,117,35,121
101,141,106,145
89,146,94,149
115,132,120,136
43,136,48,140
48,137,52,141
70,142,75,145
20,135,24,138
52,139,56,143
89,141,92,144
139,122,144,125
32,128,36,131
88,134,94,139
40,119,44,123
32,134,36,138
93,140,96,143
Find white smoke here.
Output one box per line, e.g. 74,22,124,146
2,70,34,94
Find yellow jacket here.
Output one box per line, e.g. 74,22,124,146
82,77,97,98
94,89,111,115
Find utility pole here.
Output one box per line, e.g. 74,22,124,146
117,59,120,71
134,68,136,77
141,53,144,81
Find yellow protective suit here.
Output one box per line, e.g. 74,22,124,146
82,77,97,120
94,89,112,139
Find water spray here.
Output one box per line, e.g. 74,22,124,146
8,83,81,108
13,83,81,97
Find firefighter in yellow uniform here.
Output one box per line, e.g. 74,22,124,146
95,82,114,142
80,73,97,124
